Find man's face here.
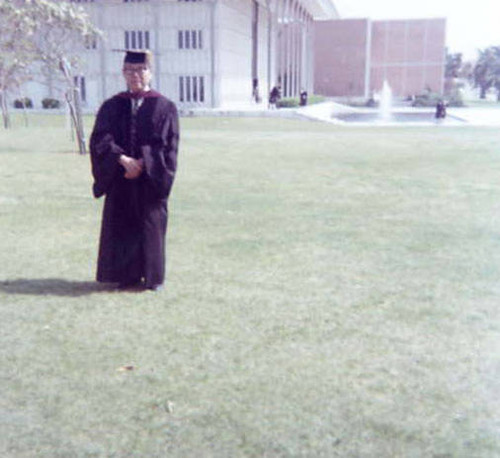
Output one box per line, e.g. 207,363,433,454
123,63,152,93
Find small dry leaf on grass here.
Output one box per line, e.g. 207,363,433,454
152,401,175,413
165,401,174,413
117,365,135,372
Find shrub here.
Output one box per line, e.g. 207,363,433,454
42,98,61,109
412,91,441,107
447,91,465,107
411,89,464,108
276,94,326,108
277,97,299,108
14,98,33,109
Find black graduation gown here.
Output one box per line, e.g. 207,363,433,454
89,91,179,287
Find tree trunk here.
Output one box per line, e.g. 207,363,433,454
22,98,29,127
73,86,86,155
59,59,86,154
65,90,86,155
0,90,11,129
480,86,487,99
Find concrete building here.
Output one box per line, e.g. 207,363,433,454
23,0,338,110
314,18,446,99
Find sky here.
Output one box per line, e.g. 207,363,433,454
332,0,500,60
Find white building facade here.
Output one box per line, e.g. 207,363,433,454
23,0,338,111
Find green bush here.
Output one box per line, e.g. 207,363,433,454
411,90,464,108
411,91,441,107
277,94,326,108
277,97,299,108
14,97,33,109
447,91,465,107
42,98,61,109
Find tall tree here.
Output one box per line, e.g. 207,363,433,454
29,0,100,153
445,52,463,79
0,0,100,152
0,1,37,128
472,46,500,100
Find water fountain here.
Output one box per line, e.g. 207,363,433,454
378,80,393,121
330,79,464,125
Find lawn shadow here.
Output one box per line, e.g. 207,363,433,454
0,278,115,297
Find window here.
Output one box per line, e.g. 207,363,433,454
179,77,184,102
178,30,203,49
73,76,86,103
179,76,205,103
125,30,150,49
178,0,202,2
198,30,203,49
70,0,94,3
186,76,191,101
85,35,97,49
124,0,149,3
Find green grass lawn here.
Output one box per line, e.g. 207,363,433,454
1,114,500,457
464,99,500,108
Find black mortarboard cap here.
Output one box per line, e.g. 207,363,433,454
123,50,153,66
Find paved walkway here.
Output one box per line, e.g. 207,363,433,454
296,101,500,126
186,100,500,127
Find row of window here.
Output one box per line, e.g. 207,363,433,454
178,30,203,49
125,30,151,50
179,76,205,103
73,75,206,104
123,30,203,50
86,30,205,51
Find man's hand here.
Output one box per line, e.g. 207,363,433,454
119,155,144,179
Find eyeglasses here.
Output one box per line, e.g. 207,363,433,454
123,67,150,75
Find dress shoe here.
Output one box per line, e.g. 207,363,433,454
146,284,163,292
118,279,143,290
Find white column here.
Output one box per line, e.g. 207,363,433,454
308,13,314,94
266,0,277,94
280,0,287,89
300,8,307,93
275,0,282,87
209,0,219,108
284,0,291,96
290,1,298,98
295,3,303,96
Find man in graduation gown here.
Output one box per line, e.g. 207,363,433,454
90,50,179,291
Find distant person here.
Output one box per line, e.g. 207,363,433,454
252,78,261,103
269,84,281,110
89,50,179,291
435,100,447,120
300,89,308,106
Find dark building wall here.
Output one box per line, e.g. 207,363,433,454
314,17,446,98
370,18,446,97
314,19,369,97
